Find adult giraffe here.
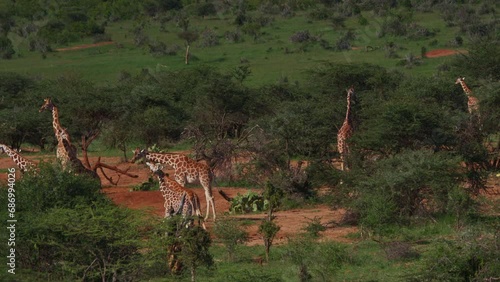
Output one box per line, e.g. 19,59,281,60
39,98,77,169
455,77,479,114
131,148,216,221
39,98,100,181
337,86,355,171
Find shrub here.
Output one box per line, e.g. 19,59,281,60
133,176,159,191
199,28,219,47
258,219,280,262
302,216,326,238
284,238,351,281
16,163,105,213
384,241,420,261
13,205,148,281
0,36,15,59
148,40,168,57
348,150,466,234
212,218,249,261
290,30,314,43
225,29,243,43
229,191,268,214
196,2,216,17
410,228,500,281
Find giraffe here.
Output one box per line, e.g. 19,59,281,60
337,86,355,171
0,144,37,173
131,148,216,221
145,162,206,229
39,98,100,181
455,77,479,114
39,98,77,169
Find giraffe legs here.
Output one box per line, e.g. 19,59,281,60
201,184,216,221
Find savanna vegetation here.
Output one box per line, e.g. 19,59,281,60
0,0,499,281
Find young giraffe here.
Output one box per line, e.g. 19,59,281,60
131,148,216,221
39,98,78,169
0,144,37,173
455,77,479,114
337,86,355,171
145,162,206,229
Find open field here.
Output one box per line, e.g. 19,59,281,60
3,10,469,86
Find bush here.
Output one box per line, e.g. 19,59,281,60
284,238,351,281
212,218,249,261
347,150,467,234
229,191,268,214
16,163,105,213
13,205,148,281
290,30,314,43
302,216,326,238
199,28,219,47
410,227,500,281
0,36,15,59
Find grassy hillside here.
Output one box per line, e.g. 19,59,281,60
2,8,473,86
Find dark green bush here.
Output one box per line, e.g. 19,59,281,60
346,150,468,234
17,163,105,213
410,227,500,281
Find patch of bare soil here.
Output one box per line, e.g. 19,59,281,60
425,49,468,58
55,41,114,52
0,153,358,245
2,152,498,246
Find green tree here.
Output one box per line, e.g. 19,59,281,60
258,182,283,262
452,39,500,81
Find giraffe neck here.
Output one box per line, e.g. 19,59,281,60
459,80,473,96
0,144,33,171
51,106,68,142
156,173,181,197
146,153,180,168
344,90,353,124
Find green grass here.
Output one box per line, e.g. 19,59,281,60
2,10,472,87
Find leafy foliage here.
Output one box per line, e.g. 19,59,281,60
344,149,468,234
212,218,249,261
284,238,352,281
0,163,151,281
410,226,500,281
229,191,268,214
16,163,105,213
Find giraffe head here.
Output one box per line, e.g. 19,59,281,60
130,147,148,163
455,77,465,85
39,98,54,112
145,162,165,177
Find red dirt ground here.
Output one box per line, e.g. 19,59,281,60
0,154,358,246
2,153,498,246
424,49,468,58
55,41,114,52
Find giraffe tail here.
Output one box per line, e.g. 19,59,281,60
210,169,232,202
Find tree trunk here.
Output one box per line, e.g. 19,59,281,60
191,265,196,282
185,45,190,65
